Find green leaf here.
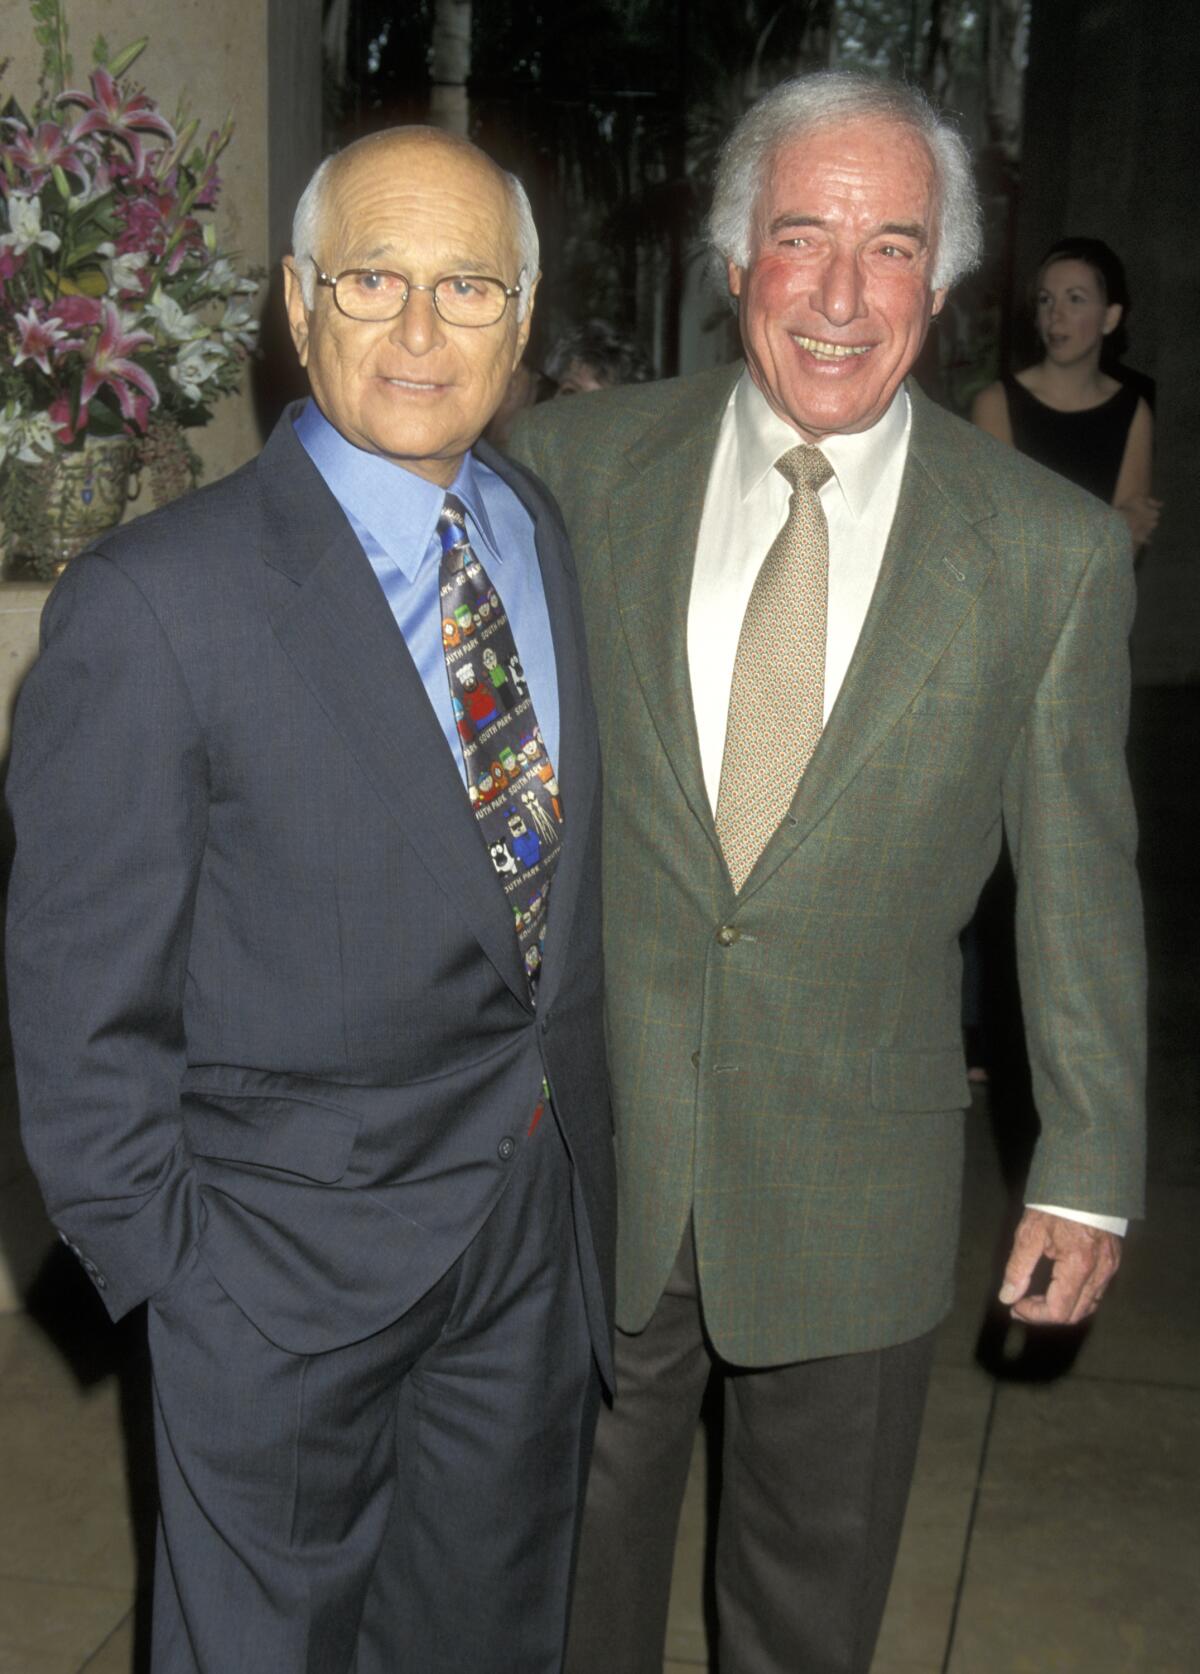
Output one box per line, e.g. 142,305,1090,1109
106,37,149,79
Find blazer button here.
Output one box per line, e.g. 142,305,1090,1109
716,925,741,947
691,1050,701,1069
497,1136,516,1161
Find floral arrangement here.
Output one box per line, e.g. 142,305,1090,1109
0,0,260,497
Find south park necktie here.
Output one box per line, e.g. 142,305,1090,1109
438,493,563,994
715,444,833,893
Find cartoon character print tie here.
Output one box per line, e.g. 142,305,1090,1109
715,444,833,893
438,492,563,996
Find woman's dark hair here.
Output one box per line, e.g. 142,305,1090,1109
1036,236,1129,309
1034,236,1130,363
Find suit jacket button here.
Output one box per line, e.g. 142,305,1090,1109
716,925,740,947
691,1051,701,1069
498,1136,516,1161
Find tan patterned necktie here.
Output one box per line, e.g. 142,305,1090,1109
715,444,834,892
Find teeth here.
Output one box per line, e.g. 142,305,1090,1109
791,334,870,359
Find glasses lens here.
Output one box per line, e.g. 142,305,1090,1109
334,270,408,320
435,276,509,326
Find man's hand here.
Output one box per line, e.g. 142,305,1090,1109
998,1209,1122,1325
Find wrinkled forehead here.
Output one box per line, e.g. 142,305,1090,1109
321,137,519,271
753,116,940,233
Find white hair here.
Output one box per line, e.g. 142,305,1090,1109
708,70,983,293
290,133,540,320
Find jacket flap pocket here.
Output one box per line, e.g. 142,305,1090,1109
182,1093,360,1183
870,1048,970,1113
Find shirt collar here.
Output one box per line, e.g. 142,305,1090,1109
733,370,911,521
293,398,500,578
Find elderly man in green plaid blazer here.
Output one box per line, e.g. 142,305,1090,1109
513,69,1145,1674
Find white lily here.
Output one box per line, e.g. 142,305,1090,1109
169,338,228,402
0,193,62,256
146,289,205,342
219,299,259,350
103,247,151,294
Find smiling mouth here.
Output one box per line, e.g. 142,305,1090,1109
791,334,872,360
382,376,443,390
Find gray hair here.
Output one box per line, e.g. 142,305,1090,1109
708,70,983,293
290,133,540,320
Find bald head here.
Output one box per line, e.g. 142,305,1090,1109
282,124,541,484
291,127,539,318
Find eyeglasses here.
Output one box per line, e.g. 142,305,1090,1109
313,265,523,328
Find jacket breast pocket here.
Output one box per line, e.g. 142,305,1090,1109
181,1088,361,1183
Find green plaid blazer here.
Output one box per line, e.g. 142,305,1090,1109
513,364,1146,1365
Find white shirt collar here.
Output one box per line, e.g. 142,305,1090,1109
733,371,911,522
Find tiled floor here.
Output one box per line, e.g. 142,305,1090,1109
1,688,1197,1674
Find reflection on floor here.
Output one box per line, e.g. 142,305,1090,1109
1,688,1197,1674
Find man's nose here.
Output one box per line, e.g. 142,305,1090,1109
811,249,866,327
388,286,444,354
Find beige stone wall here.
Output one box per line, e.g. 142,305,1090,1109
2,0,271,487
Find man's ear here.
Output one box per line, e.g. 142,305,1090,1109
514,271,541,367
727,260,744,302
282,257,310,367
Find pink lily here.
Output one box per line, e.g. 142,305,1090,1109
48,295,104,332
12,305,81,375
48,393,83,445
0,118,95,194
59,67,176,179
78,299,159,426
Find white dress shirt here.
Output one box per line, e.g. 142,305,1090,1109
687,371,1124,1239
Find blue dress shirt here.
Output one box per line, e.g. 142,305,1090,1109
294,400,561,783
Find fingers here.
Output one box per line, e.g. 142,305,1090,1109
1006,1217,1123,1326
998,1209,1051,1306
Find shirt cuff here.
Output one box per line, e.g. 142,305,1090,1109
1026,1202,1128,1237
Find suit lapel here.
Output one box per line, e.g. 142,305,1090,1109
257,413,529,1005
606,364,740,853
740,383,1000,896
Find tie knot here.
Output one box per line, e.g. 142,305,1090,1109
437,492,470,559
775,445,832,496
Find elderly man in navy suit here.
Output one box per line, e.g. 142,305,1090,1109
7,126,614,1674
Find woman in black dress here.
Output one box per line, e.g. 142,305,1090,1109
972,236,1161,547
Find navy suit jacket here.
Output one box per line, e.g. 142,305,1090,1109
6,409,615,1377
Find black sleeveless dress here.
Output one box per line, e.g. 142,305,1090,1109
1002,372,1139,502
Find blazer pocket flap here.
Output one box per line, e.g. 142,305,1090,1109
870,1048,970,1113
182,1094,360,1183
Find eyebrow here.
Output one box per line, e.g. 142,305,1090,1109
767,214,929,246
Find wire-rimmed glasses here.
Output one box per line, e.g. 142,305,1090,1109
313,265,523,328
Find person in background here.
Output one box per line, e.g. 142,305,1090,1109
485,357,557,448
547,317,655,394
6,125,614,1674
972,236,1161,546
